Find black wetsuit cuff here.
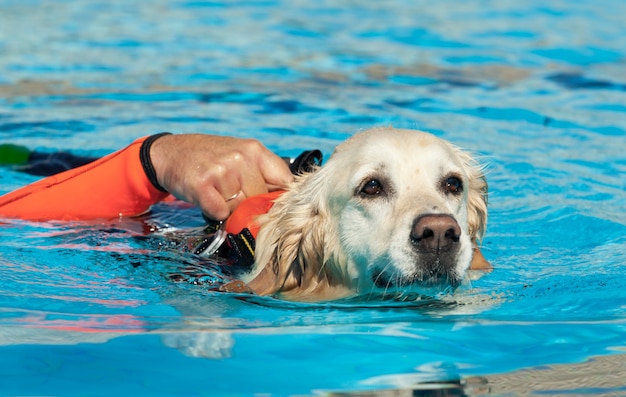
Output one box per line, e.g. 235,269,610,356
139,132,172,193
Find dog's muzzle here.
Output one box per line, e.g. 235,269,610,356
371,214,463,289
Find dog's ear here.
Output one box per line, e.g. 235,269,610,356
462,152,489,270
466,163,488,243
246,173,330,296
470,244,491,270
468,169,490,270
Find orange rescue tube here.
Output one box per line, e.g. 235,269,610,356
224,190,285,237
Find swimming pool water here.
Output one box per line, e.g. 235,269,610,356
1,0,626,396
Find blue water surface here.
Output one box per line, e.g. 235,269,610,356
1,0,626,396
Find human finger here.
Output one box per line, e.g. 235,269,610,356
237,164,270,199
196,186,232,221
255,148,294,190
224,189,247,215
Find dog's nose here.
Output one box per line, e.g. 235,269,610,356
411,214,461,253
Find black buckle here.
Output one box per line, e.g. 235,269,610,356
192,224,256,269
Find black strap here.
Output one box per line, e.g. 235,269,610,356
289,149,323,174
225,228,256,268
139,132,172,192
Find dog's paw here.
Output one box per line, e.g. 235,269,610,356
218,279,255,294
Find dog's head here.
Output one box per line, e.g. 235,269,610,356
246,127,488,301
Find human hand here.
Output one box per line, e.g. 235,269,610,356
150,134,293,220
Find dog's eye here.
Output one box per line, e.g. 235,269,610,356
444,176,463,195
360,179,384,196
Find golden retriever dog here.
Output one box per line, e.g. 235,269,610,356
242,127,489,302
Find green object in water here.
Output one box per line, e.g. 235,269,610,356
0,144,31,165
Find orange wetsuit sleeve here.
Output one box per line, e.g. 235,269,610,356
0,134,172,221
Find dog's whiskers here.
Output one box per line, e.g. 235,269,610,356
383,273,396,298
369,262,395,299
